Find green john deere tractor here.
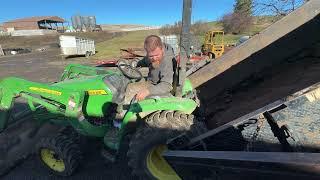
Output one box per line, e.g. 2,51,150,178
0,62,202,179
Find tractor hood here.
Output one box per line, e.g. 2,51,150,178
52,73,129,117
52,75,108,91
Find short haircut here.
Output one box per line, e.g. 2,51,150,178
144,35,163,52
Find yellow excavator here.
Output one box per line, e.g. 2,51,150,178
201,30,224,59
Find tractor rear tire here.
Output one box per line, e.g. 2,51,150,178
127,110,206,180
36,134,82,176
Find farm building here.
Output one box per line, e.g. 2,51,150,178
3,16,66,36
3,16,65,31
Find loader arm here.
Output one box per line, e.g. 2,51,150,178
0,77,85,131
60,63,112,81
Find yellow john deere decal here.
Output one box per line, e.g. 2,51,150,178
29,87,62,96
88,90,108,95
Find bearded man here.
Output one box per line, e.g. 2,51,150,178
135,35,175,101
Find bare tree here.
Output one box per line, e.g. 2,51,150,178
235,0,253,16
159,24,174,36
221,12,253,34
159,21,210,36
219,0,254,34
159,22,181,36
253,0,306,16
190,21,210,36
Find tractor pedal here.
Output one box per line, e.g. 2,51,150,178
101,148,117,163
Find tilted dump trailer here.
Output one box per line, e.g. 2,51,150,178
189,0,320,128
165,82,320,179
164,0,320,179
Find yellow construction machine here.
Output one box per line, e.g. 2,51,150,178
201,30,224,59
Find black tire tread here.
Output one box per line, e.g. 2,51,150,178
127,110,205,179
36,133,82,176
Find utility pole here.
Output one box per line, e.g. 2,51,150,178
176,0,192,97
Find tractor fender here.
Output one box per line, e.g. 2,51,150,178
121,97,197,127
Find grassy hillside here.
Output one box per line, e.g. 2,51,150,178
66,31,120,43
94,30,159,59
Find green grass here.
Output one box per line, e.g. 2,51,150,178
196,21,251,45
93,30,159,60
223,34,244,45
206,21,223,30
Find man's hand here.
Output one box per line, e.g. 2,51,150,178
136,89,150,101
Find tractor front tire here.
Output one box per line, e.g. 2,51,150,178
127,111,202,180
36,134,82,176
58,126,82,145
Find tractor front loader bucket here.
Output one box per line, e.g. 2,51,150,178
0,102,61,176
0,79,68,176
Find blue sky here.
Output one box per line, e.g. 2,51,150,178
0,0,235,26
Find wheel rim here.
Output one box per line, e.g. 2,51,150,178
40,148,65,172
131,60,138,68
146,145,181,180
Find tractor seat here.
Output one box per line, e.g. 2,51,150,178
103,73,130,104
123,81,174,105
123,81,150,105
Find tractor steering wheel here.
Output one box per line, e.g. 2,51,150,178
117,59,142,81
